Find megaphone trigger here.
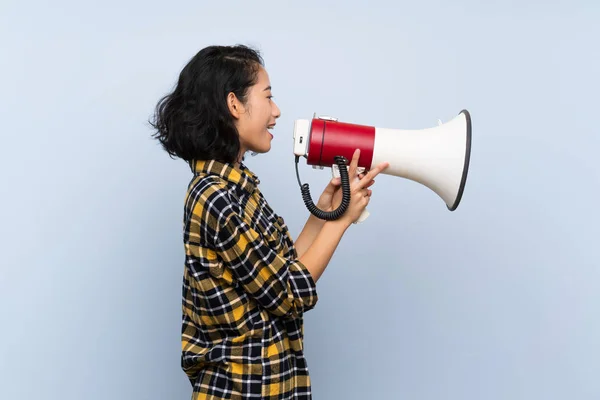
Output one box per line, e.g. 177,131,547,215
331,164,365,181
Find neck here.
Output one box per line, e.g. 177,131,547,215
235,148,247,168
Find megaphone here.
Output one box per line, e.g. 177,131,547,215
292,109,472,222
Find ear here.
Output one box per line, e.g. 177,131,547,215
227,92,244,119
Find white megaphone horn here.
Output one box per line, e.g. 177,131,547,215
292,110,472,223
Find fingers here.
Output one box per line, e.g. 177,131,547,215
358,188,371,200
356,161,389,189
347,148,360,179
344,150,387,192
357,170,375,186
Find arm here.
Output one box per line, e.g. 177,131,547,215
294,214,327,259
213,208,321,319
297,219,349,283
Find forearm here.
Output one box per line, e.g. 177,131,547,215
298,219,349,283
295,214,326,258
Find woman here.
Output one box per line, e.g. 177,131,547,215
150,44,389,399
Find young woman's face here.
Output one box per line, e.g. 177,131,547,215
229,66,281,161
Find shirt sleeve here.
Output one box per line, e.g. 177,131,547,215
212,205,319,319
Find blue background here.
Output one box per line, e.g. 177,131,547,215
1,1,599,399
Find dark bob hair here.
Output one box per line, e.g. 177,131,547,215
149,45,264,164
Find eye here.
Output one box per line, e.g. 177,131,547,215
267,95,274,100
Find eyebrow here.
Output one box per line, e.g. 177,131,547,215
263,86,272,91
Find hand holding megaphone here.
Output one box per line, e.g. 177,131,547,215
330,149,389,224
331,163,370,224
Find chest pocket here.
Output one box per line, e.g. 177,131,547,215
245,195,286,254
256,213,285,254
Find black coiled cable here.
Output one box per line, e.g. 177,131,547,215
295,155,351,220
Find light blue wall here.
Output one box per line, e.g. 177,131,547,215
2,1,599,399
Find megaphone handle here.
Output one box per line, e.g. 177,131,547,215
331,164,370,224
355,208,370,224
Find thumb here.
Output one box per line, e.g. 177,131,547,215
331,177,341,186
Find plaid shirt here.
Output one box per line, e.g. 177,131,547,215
181,159,319,399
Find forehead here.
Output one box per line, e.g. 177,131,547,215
254,66,271,87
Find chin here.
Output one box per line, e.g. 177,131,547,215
248,135,273,155
249,145,271,155
261,139,273,152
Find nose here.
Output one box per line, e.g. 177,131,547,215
273,100,281,119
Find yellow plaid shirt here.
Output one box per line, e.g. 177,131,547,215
181,159,319,399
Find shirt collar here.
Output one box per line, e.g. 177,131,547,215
191,159,260,194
